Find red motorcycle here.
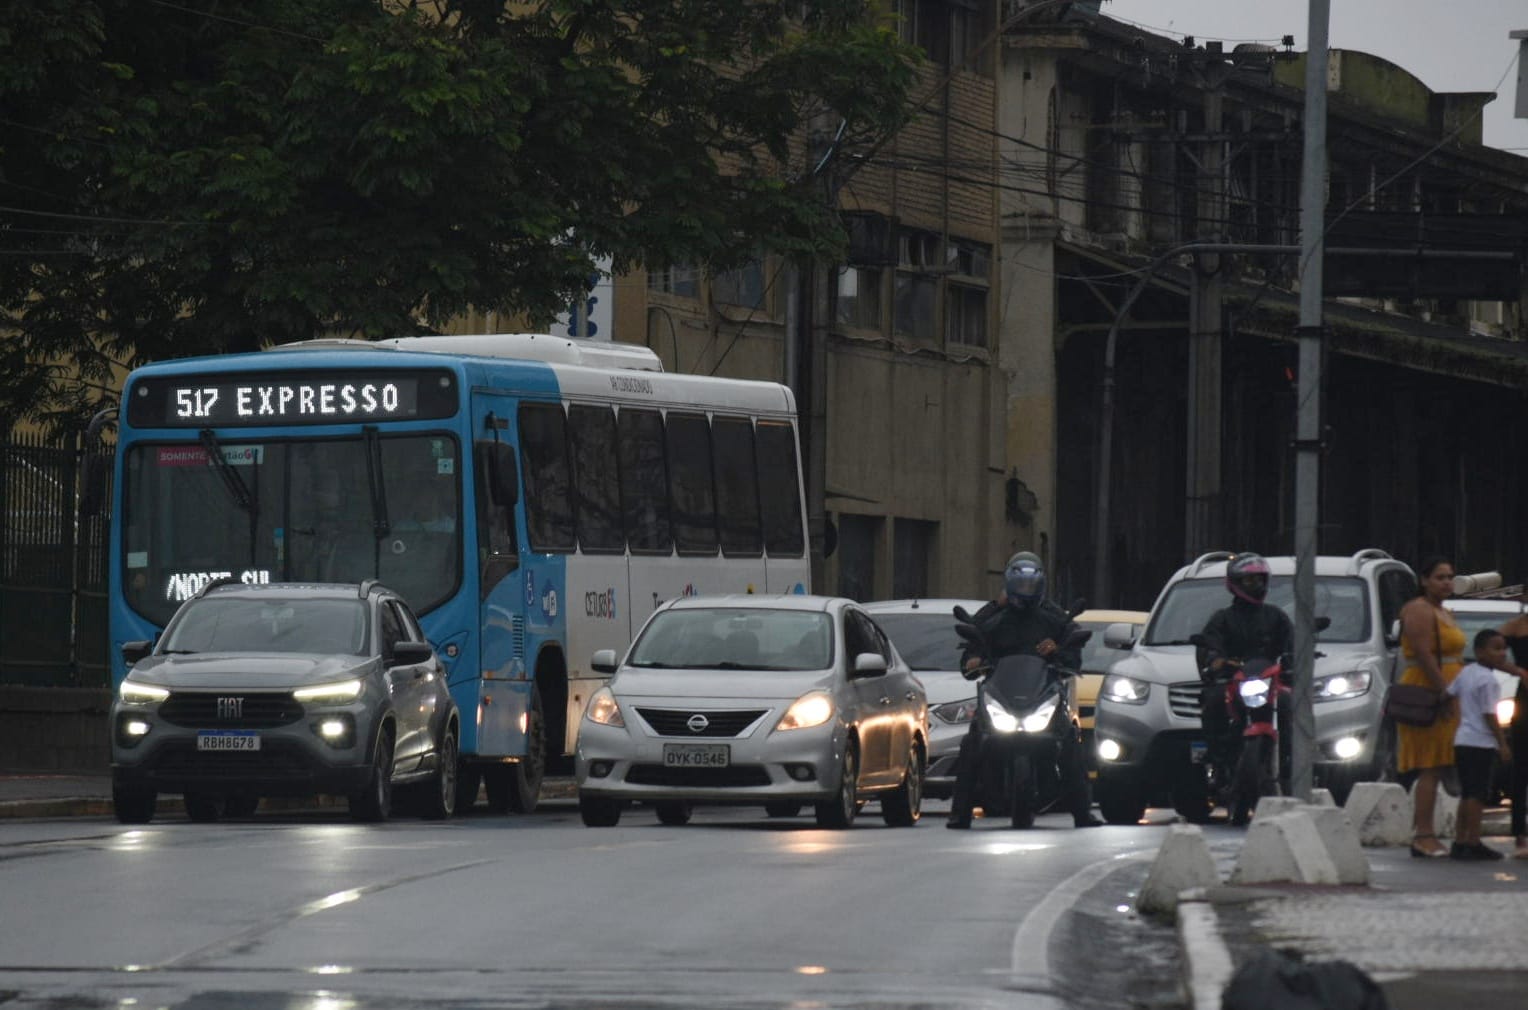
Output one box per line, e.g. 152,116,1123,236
1225,656,1291,825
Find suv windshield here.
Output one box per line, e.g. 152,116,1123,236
161,597,368,655
123,434,460,626
871,613,964,672
629,609,833,671
1145,575,1371,646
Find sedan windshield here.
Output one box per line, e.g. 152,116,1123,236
160,597,368,655
629,608,833,671
1145,575,1370,645
872,613,964,671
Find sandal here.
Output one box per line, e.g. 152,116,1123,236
1410,833,1448,859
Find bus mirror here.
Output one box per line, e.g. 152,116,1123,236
79,455,108,518
477,441,519,507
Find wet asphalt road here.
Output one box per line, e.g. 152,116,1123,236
0,799,1186,1010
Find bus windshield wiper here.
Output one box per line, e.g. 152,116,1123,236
199,429,256,516
363,426,391,541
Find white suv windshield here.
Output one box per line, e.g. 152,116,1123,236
1144,575,1371,645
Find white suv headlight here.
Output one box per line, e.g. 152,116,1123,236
1100,674,1150,705
1313,671,1371,702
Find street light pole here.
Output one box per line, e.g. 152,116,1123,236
1291,0,1331,802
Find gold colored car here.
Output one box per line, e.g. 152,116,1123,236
1072,609,1149,770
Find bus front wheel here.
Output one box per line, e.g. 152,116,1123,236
485,685,545,814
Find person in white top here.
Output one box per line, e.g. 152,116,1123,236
1446,629,1513,860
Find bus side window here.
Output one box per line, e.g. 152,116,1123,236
666,412,718,556
475,440,519,594
755,420,805,558
617,408,671,554
712,416,762,557
568,404,624,553
517,403,575,552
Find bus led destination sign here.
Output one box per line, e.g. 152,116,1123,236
128,369,458,427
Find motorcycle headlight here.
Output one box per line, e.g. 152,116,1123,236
1312,671,1371,702
1238,678,1271,707
1100,674,1149,705
932,697,978,724
984,695,1019,734
119,681,169,704
1021,699,1058,733
585,686,625,727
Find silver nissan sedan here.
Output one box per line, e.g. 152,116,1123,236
574,595,928,829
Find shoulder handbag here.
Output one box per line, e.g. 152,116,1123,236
1383,612,1443,727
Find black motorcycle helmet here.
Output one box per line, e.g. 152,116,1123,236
1226,553,1271,604
1004,551,1046,608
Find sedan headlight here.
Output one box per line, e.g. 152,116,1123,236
1100,674,1150,705
119,681,169,704
585,686,625,727
292,679,363,703
932,697,978,724
776,691,834,731
1312,671,1371,702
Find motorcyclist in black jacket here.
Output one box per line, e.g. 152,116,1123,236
947,551,1103,829
1196,553,1296,805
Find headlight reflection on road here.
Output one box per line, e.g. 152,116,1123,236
981,842,1053,855
307,965,355,976
112,830,151,851
305,993,357,1010
793,965,829,975
304,888,362,913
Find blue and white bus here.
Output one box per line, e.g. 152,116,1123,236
107,333,810,811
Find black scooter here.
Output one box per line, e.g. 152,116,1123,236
953,606,1091,828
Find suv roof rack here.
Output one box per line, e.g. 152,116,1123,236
1345,548,1393,575
358,579,381,599
1186,550,1236,577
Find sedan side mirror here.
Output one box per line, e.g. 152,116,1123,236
851,653,888,678
121,640,153,666
391,641,434,666
1102,623,1137,649
591,649,618,675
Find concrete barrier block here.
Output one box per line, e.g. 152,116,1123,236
1309,788,1337,807
1136,823,1221,915
1418,779,1459,840
1343,781,1412,847
1250,796,1305,822
1229,811,1340,885
1304,806,1370,885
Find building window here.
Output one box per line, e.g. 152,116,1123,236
836,266,882,329
894,229,941,339
892,519,936,599
945,238,990,348
648,264,699,299
835,514,882,602
713,260,769,312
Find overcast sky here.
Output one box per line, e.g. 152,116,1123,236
1102,0,1528,153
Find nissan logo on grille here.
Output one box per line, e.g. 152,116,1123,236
217,697,245,719
686,713,710,734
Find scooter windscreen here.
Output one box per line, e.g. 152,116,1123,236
986,654,1053,705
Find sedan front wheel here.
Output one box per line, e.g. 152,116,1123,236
815,741,859,829
881,746,923,827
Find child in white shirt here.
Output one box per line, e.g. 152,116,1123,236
1446,629,1513,860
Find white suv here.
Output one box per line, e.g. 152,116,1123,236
1091,549,1416,824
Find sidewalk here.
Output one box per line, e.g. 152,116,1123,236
0,770,578,820
1172,811,1528,1010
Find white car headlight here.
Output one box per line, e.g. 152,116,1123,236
292,679,363,703
1313,671,1371,702
1021,698,1058,733
1498,698,1516,727
585,686,625,727
1100,674,1150,705
776,691,834,731
984,695,1019,733
932,698,978,724
119,681,169,704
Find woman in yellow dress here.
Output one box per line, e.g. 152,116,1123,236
1397,556,1464,858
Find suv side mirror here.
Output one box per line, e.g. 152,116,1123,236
121,640,153,666
1315,616,1331,632
591,649,618,674
1103,622,1137,649
1386,619,1401,646
391,641,434,666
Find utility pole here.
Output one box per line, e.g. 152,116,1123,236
1185,78,1226,557
1291,0,1331,802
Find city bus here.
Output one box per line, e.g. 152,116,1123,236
105,333,810,812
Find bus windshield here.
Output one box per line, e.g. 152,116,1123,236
122,433,460,625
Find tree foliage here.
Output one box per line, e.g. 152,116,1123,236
0,0,918,430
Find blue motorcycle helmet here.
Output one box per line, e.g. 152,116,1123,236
1003,551,1046,608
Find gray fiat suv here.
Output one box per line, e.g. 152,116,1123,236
1091,549,1416,824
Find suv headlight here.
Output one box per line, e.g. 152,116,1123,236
932,698,977,724
1312,671,1371,702
119,681,169,704
293,679,363,703
1100,674,1150,705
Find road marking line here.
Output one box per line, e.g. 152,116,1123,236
1009,848,1154,991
